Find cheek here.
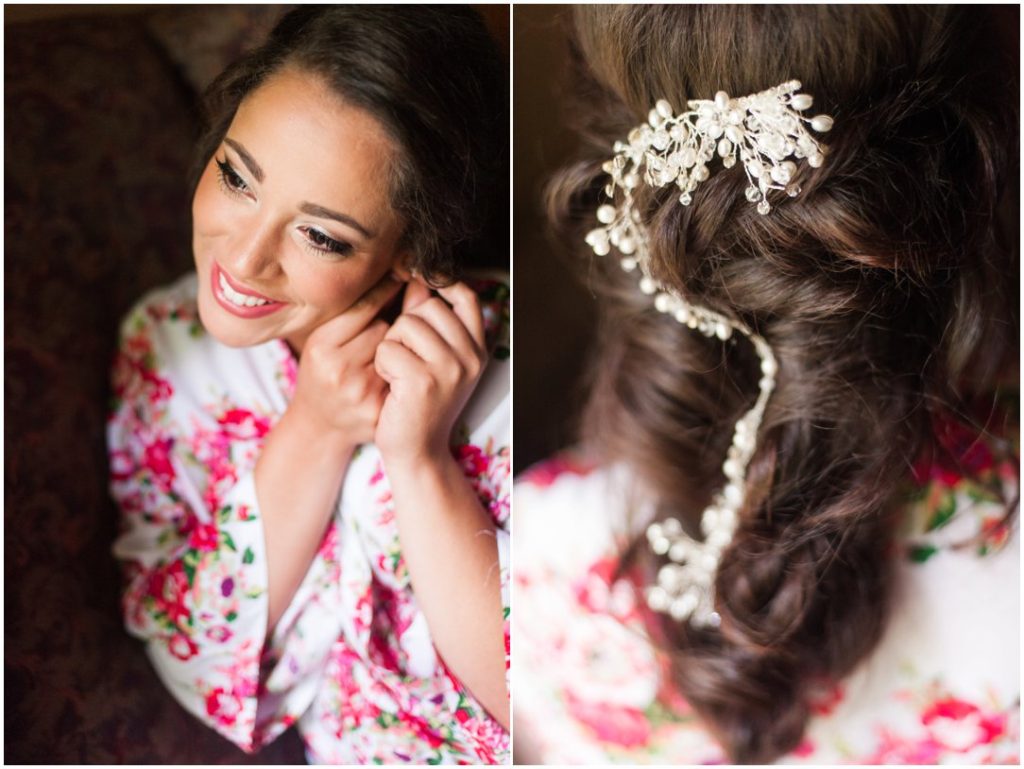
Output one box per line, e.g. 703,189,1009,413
192,164,228,238
294,261,385,314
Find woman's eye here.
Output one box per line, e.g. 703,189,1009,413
215,158,249,195
301,227,354,258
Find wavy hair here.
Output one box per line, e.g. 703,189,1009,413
546,6,1018,762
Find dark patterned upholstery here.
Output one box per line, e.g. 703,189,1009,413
4,8,305,763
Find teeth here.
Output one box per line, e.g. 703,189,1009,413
218,271,270,307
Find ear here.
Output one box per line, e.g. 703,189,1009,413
389,251,414,283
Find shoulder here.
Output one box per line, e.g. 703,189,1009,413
111,272,290,417
899,390,1019,562
515,454,641,579
116,273,205,364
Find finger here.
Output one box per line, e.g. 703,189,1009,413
384,313,451,366
374,338,426,385
401,279,433,315
343,319,391,364
407,296,482,361
314,273,403,347
432,282,485,349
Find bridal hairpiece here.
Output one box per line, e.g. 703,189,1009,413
585,81,832,628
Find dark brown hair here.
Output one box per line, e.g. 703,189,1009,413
547,6,1018,762
193,5,505,283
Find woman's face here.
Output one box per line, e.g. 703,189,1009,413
192,68,406,354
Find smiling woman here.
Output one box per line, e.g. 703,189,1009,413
107,6,509,765
191,69,403,352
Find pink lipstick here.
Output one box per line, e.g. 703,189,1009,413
212,263,286,319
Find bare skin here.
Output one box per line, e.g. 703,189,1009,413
191,68,508,728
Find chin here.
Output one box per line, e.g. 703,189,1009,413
196,286,267,349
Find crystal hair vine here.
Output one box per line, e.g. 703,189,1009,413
585,81,833,628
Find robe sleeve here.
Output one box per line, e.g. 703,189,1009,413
107,299,281,752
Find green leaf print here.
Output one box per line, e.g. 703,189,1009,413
909,543,938,563
183,550,199,587
242,546,255,564
925,494,956,531
221,531,237,552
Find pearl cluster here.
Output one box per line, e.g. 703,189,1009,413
590,80,831,230
583,82,821,627
644,330,776,628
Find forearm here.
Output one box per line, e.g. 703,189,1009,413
255,406,355,632
385,454,509,729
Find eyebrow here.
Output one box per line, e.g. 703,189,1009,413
298,202,376,240
223,137,376,240
224,138,264,183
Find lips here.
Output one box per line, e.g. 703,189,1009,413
211,263,286,319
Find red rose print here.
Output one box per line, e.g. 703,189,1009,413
143,437,176,492
168,632,199,660
921,697,1006,751
522,453,597,488
188,522,220,552
205,687,243,727
455,444,490,477
565,692,652,748
218,407,271,440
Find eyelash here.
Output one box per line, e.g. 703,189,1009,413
215,157,249,196
214,156,354,259
299,227,354,259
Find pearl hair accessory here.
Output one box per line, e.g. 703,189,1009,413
585,81,831,628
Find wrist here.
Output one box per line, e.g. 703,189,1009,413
280,400,359,462
380,445,459,489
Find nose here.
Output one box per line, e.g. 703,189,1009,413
225,216,281,282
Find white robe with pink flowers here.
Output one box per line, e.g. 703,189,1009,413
108,272,510,764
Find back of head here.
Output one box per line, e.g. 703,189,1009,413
547,6,1017,762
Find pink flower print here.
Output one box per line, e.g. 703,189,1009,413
188,522,219,552
205,625,233,643
867,729,943,764
455,444,490,477
913,411,997,488
921,697,1007,752
142,437,176,493
807,680,845,716
189,426,237,512
522,452,598,488
217,407,271,441
147,560,191,628
461,715,508,761
110,448,136,483
168,632,199,661
205,686,243,727
370,463,386,486
791,738,815,758
318,522,340,562
573,557,616,614
398,711,445,749
564,691,652,748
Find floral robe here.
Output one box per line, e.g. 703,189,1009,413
514,400,1019,764
108,272,510,764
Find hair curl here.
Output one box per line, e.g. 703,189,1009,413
546,6,1018,762
193,5,505,284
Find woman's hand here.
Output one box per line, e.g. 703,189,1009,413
289,273,403,448
373,278,487,468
